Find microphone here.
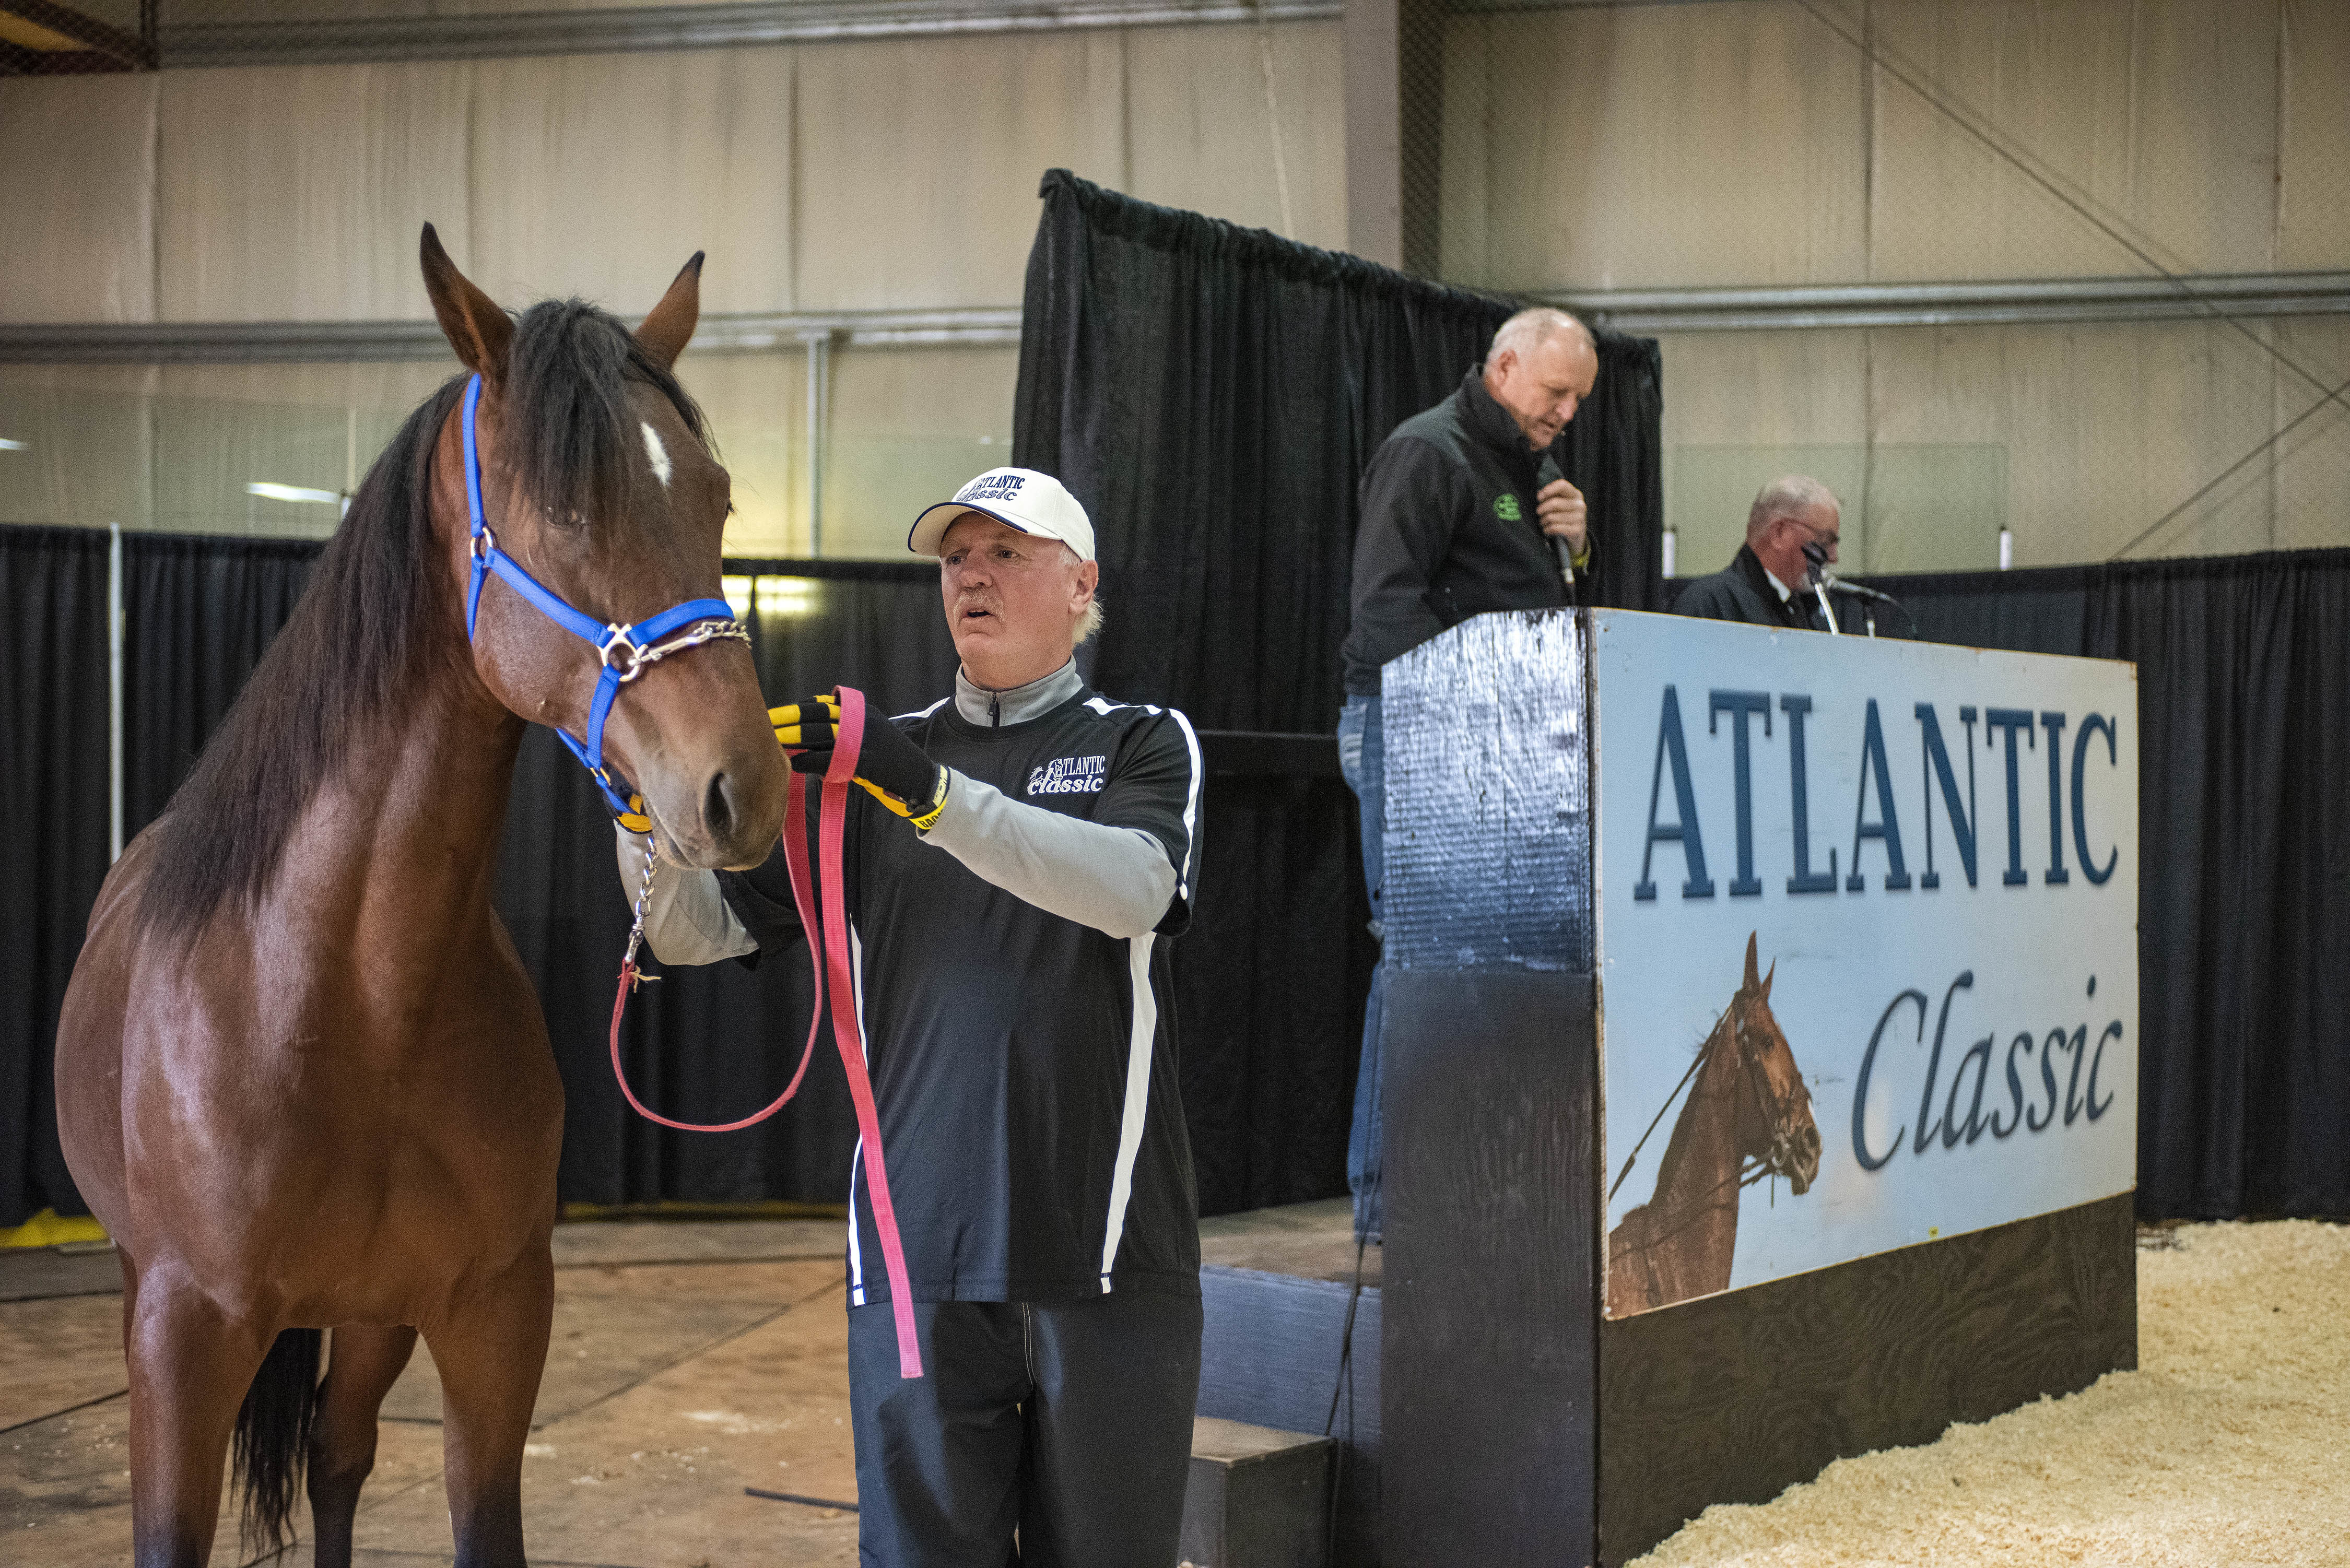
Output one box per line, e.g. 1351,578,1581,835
1798,539,1840,636
1537,454,1576,595
1800,539,1916,638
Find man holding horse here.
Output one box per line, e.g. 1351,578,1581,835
618,467,1203,1567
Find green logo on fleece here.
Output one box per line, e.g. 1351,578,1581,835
1494,493,1524,523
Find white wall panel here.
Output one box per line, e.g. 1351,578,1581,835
822,344,1017,559
680,349,806,557
1867,0,2282,281
0,77,158,324
2279,0,2350,273
1124,21,1348,250
1441,2,1868,290
157,63,473,322
2269,318,2350,553
466,46,797,313
792,33,1125,311
1867,317,2284,564
0,364,158,528
1650,329,1870,576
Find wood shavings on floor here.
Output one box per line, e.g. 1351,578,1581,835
1633,1220,2350,1567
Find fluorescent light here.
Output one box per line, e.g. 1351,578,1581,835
246,481,343,505
720,574,819,618
0,438,26,451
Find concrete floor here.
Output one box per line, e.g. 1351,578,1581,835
2,1221,864,1567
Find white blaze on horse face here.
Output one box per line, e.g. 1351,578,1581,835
641,422,672,489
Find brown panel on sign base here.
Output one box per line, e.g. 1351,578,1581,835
1381,968,1599,1567
1596,1193,2137,1565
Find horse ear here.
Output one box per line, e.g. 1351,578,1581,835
634,253,704,371
1761,960,1775,1001
1743,931,1760,991
419,224,513,384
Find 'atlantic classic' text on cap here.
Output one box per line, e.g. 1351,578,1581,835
908,467,1095,562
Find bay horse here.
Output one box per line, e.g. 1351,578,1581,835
53,227,787,1567
1605,933,1822,1316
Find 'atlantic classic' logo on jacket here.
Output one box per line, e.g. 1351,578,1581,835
1029,755,1108,796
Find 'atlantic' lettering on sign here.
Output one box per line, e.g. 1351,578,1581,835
1633,686,2122,902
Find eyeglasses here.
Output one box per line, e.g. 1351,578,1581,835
1783,518,1840,550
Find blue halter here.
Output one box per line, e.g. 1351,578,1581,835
460,373,747,821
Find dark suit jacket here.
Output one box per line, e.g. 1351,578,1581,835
1672,544,1824,631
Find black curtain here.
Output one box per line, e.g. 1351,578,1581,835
122,535,318,829
2,527,112,1227
1012,170,1662,1216
10,540,2345,1223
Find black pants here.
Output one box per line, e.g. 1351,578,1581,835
847,1292,1203,1568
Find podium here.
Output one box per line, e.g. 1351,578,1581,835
1201,608,2141,1566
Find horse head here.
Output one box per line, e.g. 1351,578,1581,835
1727,932,1822,1195
419,225,786,870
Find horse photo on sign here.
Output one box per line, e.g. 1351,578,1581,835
1605,932,1820,1316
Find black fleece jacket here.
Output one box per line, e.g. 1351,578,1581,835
1340,368,1590,695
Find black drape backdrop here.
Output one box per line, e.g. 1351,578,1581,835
1010,170,1662,1218
2,528,111,1229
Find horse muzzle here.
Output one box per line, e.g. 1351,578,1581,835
1781,1122,1822,1195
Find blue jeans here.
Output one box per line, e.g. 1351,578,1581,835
1337,693,1384,1244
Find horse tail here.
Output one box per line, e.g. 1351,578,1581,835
232,1326,323,1554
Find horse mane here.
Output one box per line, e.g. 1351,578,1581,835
1642,992,1754,1196
137,300,711,940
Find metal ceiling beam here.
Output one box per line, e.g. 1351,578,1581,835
1538,273,2350,334
0,309,1026,364
158,0,1338,68
0,0,154,72
11,276,2346,363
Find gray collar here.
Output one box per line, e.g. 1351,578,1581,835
956,660,1083,727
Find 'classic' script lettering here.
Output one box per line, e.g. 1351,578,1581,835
1852,972,2120,1172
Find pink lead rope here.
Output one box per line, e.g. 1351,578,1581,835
607,686,924,1378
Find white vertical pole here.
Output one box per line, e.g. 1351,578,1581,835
108,522,124,864
1661,528,1677,580
1998,528,2014,571
802,329,832,557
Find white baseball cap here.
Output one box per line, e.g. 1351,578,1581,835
908,466,1095,562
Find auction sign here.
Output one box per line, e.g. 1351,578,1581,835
1591,610,2137,1318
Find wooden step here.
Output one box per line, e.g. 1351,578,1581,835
1180,1415,1335,1568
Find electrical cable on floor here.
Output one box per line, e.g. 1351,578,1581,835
745,1486,859,1512
1324,1170,1377,1564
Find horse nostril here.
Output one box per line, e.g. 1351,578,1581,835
704,770,736,843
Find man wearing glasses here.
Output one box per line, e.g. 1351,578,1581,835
1674,475,1844,629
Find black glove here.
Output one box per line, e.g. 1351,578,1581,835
771,693,949,829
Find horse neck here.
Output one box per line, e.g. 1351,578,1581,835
1648,1016,1749,1221
285,627,526,962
